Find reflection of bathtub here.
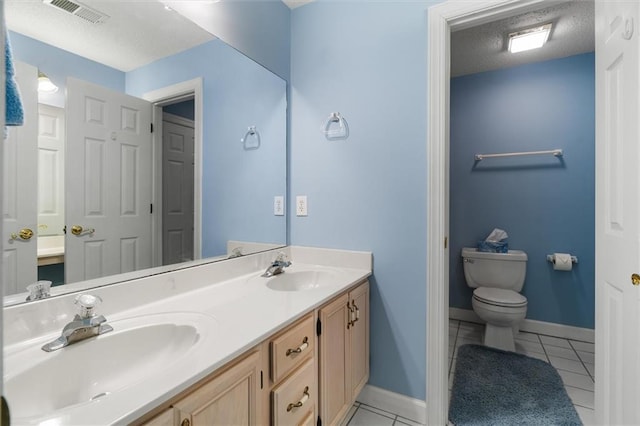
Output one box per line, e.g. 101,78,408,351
37,235,65,266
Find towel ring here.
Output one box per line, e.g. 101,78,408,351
241,126,261,150
323,112,349,140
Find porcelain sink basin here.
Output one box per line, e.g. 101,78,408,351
266,269,338,291
4,312,216,421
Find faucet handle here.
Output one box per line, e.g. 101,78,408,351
74,294,103,319
26,280,52,301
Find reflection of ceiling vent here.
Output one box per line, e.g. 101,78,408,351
43,0,110,24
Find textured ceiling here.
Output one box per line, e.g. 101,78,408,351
451,0,594,77
5,0,215,72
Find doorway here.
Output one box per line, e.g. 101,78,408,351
142,78,203,268
160,100,195,266
425,0,597,424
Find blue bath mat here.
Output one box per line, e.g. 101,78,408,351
449,344,582,425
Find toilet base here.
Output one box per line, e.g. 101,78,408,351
483,323,516,352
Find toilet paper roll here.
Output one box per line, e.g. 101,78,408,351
553,253,573,271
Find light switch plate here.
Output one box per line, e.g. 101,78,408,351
296,196,308,216
274,196,284,216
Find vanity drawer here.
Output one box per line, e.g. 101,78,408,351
272,358,315,426
271,314,314,382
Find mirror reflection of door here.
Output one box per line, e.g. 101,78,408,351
65,77,153,283
161,100,195,266
2,60,38,294
36,103,66,285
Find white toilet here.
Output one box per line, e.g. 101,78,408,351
461,247,528,352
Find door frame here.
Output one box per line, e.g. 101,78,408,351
142,78,203,267
426,1,566,423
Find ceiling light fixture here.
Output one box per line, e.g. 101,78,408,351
38,71,59,93
508,23,552,53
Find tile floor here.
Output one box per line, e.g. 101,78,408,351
342,319,595,426
341,401,423,426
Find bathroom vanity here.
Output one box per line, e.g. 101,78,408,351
3,246,371,425
136,280,368,426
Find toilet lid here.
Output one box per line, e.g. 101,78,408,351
473,287,527,307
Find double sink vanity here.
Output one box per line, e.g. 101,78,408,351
3,246,372,425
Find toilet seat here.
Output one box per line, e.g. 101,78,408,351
473,287,527,308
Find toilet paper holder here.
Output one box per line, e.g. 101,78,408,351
546,254,578,265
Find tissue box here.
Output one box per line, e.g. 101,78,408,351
477,240,509,253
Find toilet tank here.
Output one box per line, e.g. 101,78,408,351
461,247,527,291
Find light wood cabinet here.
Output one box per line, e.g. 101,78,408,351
137,281,369,426
138,350,261,426
266,313,317,426
318,281,369,426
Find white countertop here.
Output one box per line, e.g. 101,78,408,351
3,246,372,425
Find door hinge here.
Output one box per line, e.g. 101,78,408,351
316,318,322,336
260,370,263,389
444,236,448,249
317,416,322,426
150,203,153,214
150,123,154,133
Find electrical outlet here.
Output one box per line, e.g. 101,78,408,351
274,196,284,216
296,195,308,216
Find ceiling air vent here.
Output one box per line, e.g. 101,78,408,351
43,0,110,24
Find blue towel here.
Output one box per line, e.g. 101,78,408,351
5,32,24,126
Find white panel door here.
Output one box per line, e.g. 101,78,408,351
595,1,640,424
162,114,194,265
2,61,38,294
65,78,152,283
37,104,65,237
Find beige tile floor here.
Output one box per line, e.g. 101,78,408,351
343,319,595,426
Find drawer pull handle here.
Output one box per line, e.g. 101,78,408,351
352,301,360,325
287,386,310,412
347,301,355,328
286,337,309,356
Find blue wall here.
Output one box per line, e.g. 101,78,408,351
165,0,290,80
164,99,195,121
126,39,287,258
9,31,125,108
449,53,595,329
290,0,436,400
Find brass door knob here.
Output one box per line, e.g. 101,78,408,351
71,225,95,236
10,228,34,241
632,273,640,286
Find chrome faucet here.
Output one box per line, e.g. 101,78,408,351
41,294,113,352
25,280,52,301
262,252,291,277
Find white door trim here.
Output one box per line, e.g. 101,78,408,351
142,78,203,266
426,1,550,424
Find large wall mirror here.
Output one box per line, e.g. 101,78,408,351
3,0,287,305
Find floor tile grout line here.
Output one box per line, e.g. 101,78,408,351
568,339,595,382
536,332,551,363
564,383,596,394
449,321,460,373
358,403,398,420
347,406,359,425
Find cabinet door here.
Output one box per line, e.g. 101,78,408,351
174,351,261,426
318,293,350,426
349,282,369,400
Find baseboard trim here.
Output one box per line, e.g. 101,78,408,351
356,384,426,424
449,307,595,343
